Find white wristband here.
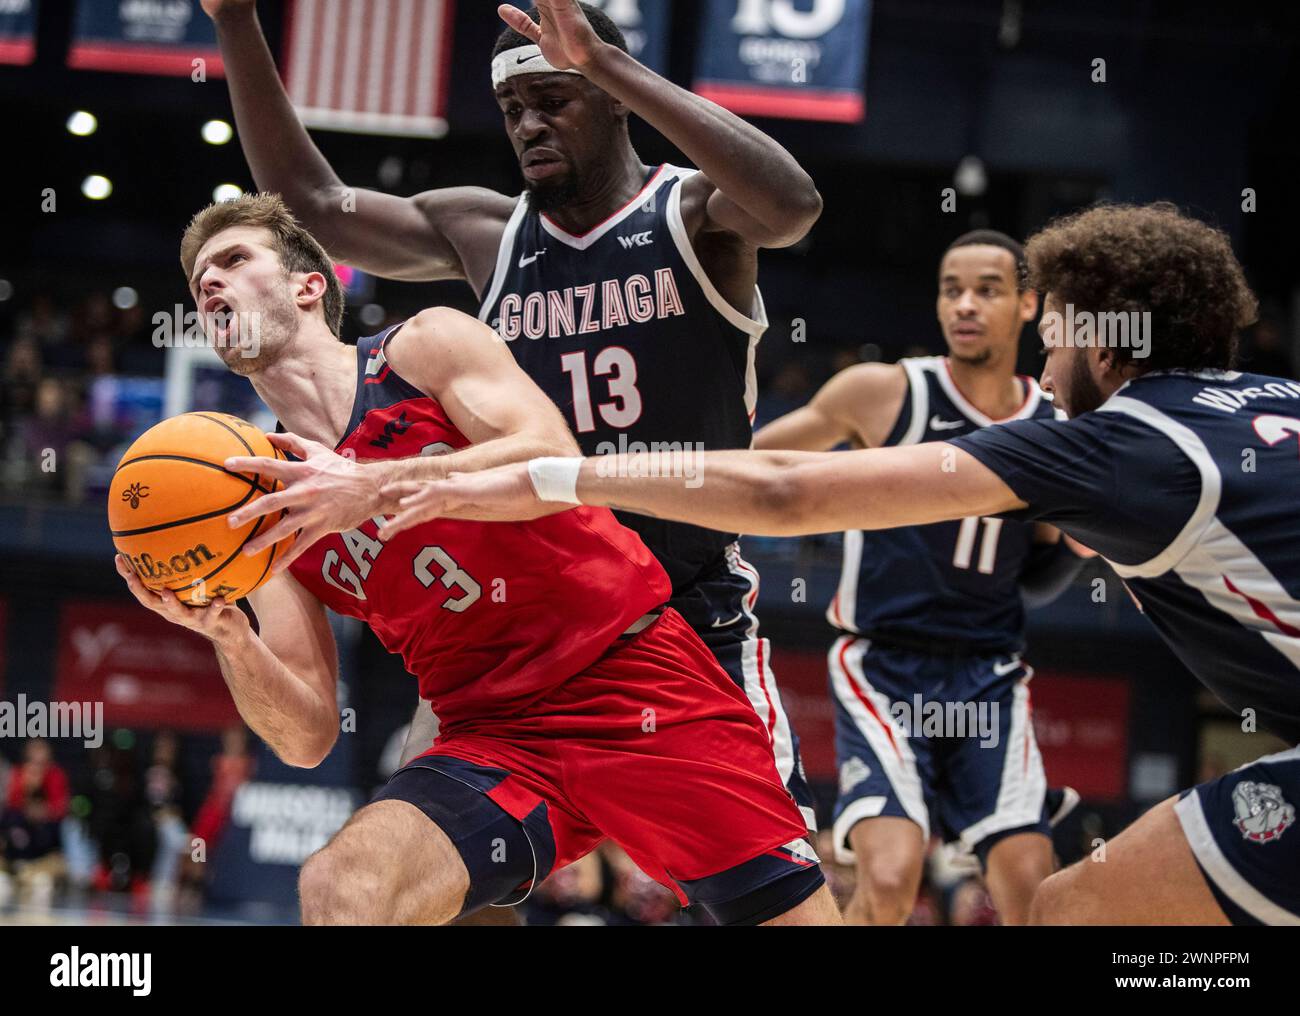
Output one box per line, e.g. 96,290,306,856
527,457,584,505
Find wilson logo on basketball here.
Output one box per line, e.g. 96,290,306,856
129,544,219,582
109,413,298,605
120,483,150,509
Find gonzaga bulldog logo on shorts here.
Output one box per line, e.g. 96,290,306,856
1231,780,1296,844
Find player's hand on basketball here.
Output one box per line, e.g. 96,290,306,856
498,0,603,71
224,431,387,573
377,462,548,539
114,554,251,646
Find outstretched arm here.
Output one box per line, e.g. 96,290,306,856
378,444,1028,540
500,0,822,248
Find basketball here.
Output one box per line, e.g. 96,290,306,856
108,413,296,605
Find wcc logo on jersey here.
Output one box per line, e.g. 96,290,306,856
1231,780,1295,844
618,231,655,249
369,411,413,450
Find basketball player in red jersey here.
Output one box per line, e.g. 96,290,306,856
201,0,821,824
114,195,837,925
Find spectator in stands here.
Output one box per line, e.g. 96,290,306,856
87,735,156,895
5,739,69,820
48,292,118,375
13,377,90,498
188,726,254,894
85,334,117,378
14,292,68,350
145,731,190,911
1,334,42,437
0,740,70,906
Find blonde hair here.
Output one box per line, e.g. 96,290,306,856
180,193,345,337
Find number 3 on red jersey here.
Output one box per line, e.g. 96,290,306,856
323,537,481,613
413,545,482,612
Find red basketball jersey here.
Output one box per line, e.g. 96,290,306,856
288,326,671,730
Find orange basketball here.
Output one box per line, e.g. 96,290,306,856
108,413,297,605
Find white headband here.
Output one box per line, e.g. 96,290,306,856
491,45,583,88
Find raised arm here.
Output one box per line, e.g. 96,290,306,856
202,0,509,282
501,0,822,248
115,557,339,768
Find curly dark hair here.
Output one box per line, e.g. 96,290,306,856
1026,202,1258,372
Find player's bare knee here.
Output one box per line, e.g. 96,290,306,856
860,855,918,907
298,848,343,925
856,863,918,923
298,845,387,925
993,836,1054,888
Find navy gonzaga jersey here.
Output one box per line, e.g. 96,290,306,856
478,164,767,592
954,369,1300,743
829,356,1060,651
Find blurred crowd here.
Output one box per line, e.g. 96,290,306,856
0,290,165,502
0,729,252,916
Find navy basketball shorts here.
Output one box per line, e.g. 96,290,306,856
372,610,824,925
827,635,1049,865
669,543,817,831
1174,743,1300,925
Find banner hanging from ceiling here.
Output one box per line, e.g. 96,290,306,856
693,0,872,123
68,0,223,77
0,0,37,66
283,0,455,138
